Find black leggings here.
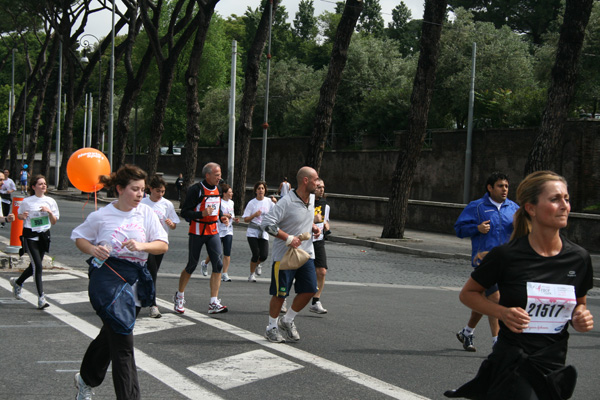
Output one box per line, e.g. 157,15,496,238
80,307,142,400
247,237,269,263
16,238,46,296
146,254,164,306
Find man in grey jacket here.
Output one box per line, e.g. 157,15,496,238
261,166,321,343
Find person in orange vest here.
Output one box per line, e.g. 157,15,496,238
173,162,229,315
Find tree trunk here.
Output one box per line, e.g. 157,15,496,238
114,47,152,169
233,0,281,215
140,0,204,178
57,44,78,190
183,0,219,198
57,11,129,189
524,0,594,175
113,7,146,169
4,42,46,176
381,0,448,239
305,0,363,172
26,35,60,174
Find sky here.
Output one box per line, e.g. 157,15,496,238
83,0,425,43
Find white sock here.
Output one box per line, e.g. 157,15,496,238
463,326,474,336
492,336,498,345
210,297,218,304
177,291,184,298
268,316,278,330
283,308,298,323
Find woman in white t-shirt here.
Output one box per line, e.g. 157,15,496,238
242,181,277,282
10,175,59,309
140,174,180,318
201,183,239,282
71,165,168,400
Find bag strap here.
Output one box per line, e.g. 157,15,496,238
104,261,127,283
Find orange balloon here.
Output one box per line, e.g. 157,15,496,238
67,148,111,192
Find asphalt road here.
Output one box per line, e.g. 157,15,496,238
1,198,599,400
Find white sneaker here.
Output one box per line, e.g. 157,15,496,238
200,260,208,276
278,318,300,342
173,292,185,314
208,299,228,314
75,372,94,400
256,264,262,276
149,305,162,318
10,277,22,300
248,273,257,282
265,326,285,343
38,294,49,309
309,301,327,314
221,273,232,282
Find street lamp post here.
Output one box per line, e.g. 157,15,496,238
79,34,101,150
55,41,62,189
9,49,16,149
108,0,115,171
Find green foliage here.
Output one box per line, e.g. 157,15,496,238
573,2,600,117
133,14,232,150
386,2,422,57
318,11,342,44
430,9,542,128
332,34,416,142
293,0,318,41
253,58,324,137
356,0,384,37
447,0,564,45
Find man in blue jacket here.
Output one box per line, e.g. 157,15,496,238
454,172,519,352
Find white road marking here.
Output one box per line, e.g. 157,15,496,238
4,266,431,399
189,349,303,390
133,312,195,335
0,276,224,400
47,291,89,304
155,297,431,400
41,273,80,281
159,272,461,292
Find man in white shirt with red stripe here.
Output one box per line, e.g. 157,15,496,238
174,163,229,315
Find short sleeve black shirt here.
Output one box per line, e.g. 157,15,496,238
472,235,593,353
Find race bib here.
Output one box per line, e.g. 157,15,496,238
524,282,576,334
30,211,51,232
205,197,220,216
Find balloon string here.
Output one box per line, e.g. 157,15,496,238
82,193,90,219
95,187,98,210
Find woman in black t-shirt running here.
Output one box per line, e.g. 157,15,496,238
445,171,594,400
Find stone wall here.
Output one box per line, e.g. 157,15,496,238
325,194,600,252
129,119,600,212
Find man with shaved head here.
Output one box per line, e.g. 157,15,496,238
261,166,321,343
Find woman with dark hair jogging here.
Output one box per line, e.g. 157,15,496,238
71,165,168,400
242,181,276,282
10,175,59,309
141,174,180,318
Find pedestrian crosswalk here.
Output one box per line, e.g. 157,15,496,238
1,271,430,400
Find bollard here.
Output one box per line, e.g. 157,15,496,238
4,194,23,254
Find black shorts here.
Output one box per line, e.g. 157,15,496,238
313,240,327,269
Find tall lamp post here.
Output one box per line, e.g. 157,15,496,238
108,0,115,171
9,49,16,150
79,34,101,149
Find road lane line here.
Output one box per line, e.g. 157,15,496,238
6,266,430,399
155,297,430,400
0,277,224,400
